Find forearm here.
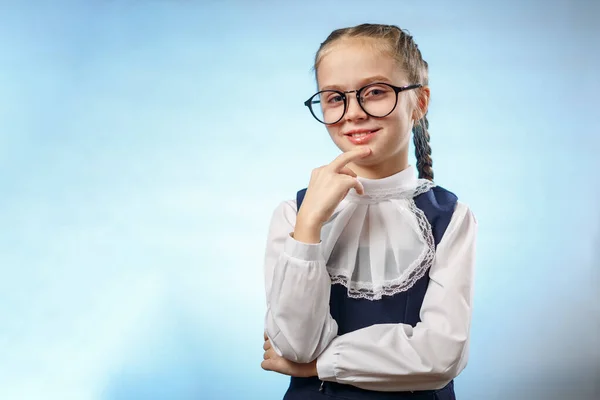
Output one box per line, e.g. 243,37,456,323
264,202,338,363
316,320,470,391
265,241,338,362
292,213,322,244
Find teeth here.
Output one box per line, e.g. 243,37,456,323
351,133,369,137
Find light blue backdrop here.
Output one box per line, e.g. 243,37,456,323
1,0,598,399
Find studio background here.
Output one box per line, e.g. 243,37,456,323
1,0,598,399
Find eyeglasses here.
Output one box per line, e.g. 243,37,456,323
304,82,422,125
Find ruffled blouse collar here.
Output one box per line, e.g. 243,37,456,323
345,165,428,204
320,164,437,300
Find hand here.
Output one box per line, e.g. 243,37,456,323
261,332,318,377
295,147,371,242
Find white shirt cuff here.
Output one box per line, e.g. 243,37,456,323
316,340,340,382
284,233,323,262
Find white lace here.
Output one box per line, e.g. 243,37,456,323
346,179,435,204
314,166,438,301
326,198,436,300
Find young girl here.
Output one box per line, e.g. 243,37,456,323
261,23,477,400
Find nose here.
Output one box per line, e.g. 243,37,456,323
344,93,368,122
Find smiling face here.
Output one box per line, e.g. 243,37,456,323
316,38,427,179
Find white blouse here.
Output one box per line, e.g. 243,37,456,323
263,165,478,392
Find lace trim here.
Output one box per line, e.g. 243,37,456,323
347,179,435,204
328,198,436,301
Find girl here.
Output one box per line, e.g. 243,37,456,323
261,23,477,400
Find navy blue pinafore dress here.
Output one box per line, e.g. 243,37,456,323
282,186,458,400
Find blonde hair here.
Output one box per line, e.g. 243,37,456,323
314,24,433,181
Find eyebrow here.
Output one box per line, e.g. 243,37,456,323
320,75,393,91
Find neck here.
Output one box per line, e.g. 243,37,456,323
349,147,409,179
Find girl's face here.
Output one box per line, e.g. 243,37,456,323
316,39,427,178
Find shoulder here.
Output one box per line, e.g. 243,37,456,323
272,198,298,215
414,185,458,212
414,185,476,245
268,198,298,226
413,185,459,226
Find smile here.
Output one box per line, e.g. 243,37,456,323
344,128,381,144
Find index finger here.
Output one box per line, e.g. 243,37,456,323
329,147,371,172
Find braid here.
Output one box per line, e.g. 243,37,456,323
413,115,434,181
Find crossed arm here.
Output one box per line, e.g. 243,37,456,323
262,200,477,392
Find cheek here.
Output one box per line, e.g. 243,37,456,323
377,112,413,152
382,110,411,135
326,125,342,141
388,101,414,132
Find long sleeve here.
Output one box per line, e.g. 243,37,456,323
316,202,477,391
263,200,338,363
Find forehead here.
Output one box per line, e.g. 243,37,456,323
316,39,406,90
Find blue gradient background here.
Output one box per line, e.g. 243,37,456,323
1,1,598,399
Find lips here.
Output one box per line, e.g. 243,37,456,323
344,128,380,145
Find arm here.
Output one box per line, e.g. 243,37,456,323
316,202,477,391
263,200,338,363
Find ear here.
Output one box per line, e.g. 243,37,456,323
412,86,430,121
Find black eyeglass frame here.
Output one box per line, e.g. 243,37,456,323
303,83,423,125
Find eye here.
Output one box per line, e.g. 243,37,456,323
367,89,384,96
325,93,344,105
363,85,392,99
